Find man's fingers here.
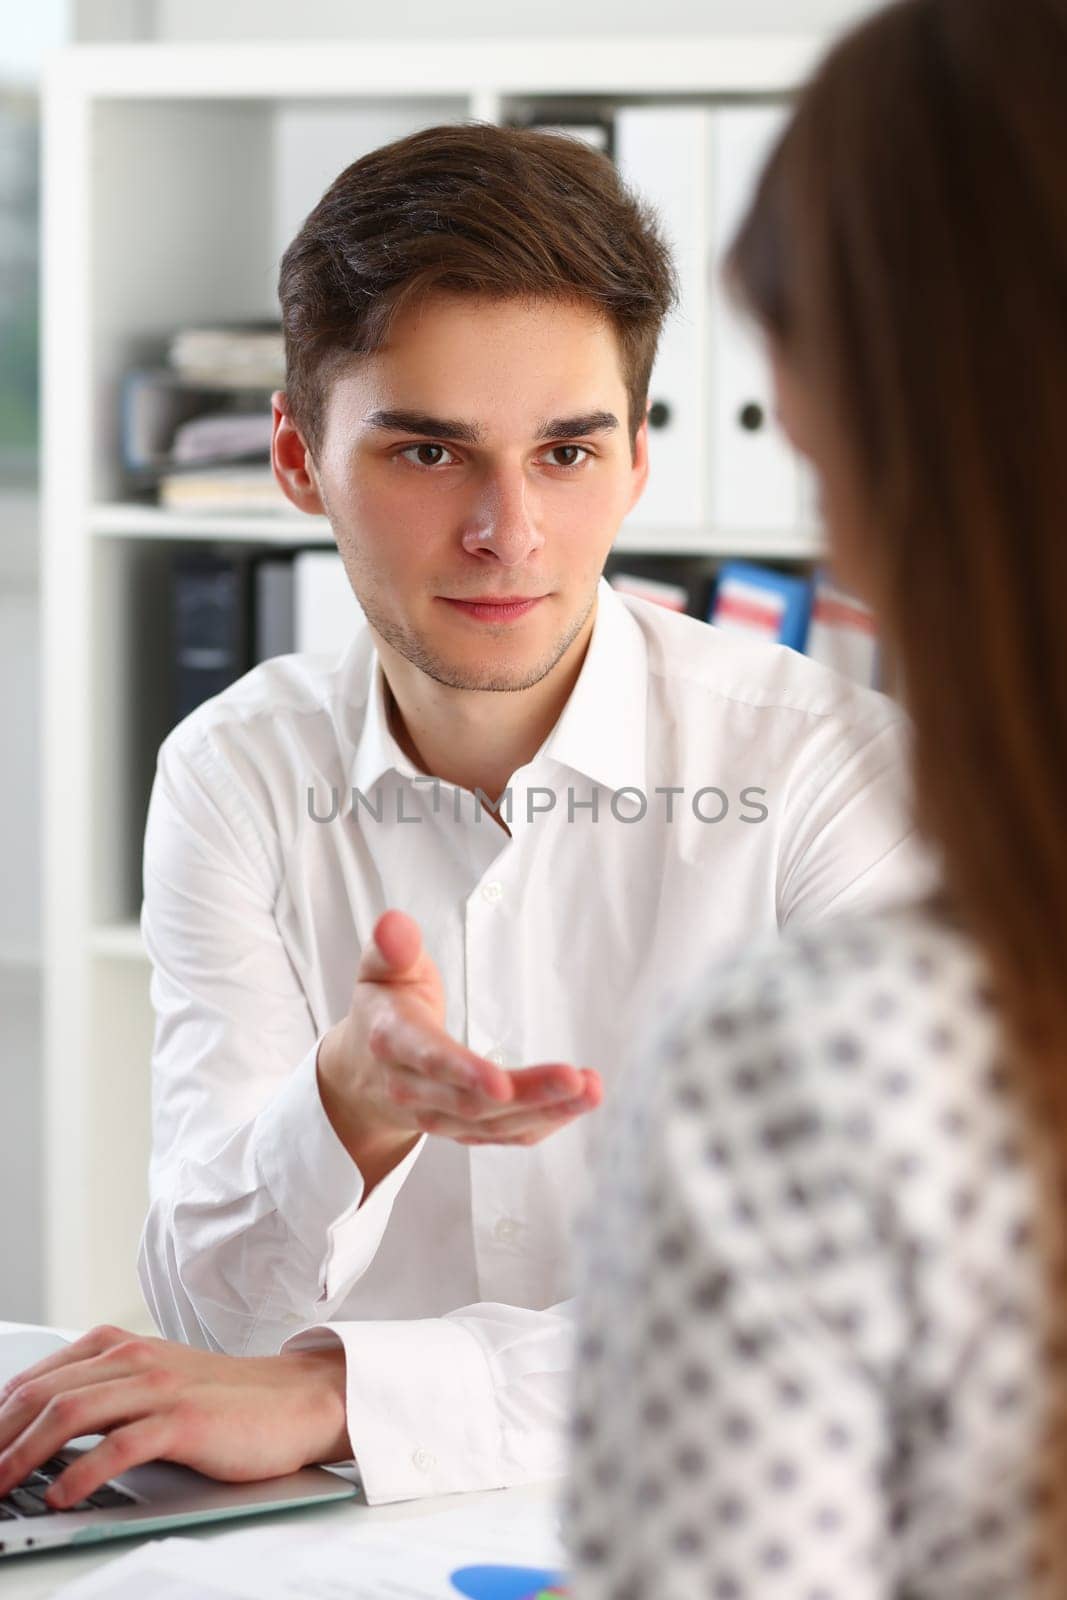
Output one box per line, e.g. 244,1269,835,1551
357,910,423,982
0,1325,134,1402
382,1050,602,1127
578,1068,604,1109
47,1418,172,1510
0,1377,171,1497
0,1348,153,1457
452,1071,602,1143
503,1063,588,1106
421,1093,596,1146
0,1342,152,1456
473,1088,600,1140
386,1060,586,1121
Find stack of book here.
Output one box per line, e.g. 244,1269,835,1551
121,324,289,513
168,325,285,388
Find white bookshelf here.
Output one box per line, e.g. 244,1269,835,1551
42,36,825,1332
88,503,823,558
87,921,151,960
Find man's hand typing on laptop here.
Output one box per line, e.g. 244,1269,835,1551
0,1328,350,1509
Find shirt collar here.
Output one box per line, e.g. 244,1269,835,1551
540,577,648,797
349,649,420,794
348,577,649,798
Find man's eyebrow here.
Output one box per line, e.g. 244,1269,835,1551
537,411,619,440
364,410,484,444
362,409,621,445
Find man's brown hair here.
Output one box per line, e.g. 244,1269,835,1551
278,122,677,458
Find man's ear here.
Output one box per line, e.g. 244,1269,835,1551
271,391,327,516
626,413,650,514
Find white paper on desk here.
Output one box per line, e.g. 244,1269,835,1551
216,1497,565,1598
52,1536,257,1599
54,1497,564,1600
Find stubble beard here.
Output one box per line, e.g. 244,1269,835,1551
360,586,596,693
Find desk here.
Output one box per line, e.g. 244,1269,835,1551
0,1322,555,1600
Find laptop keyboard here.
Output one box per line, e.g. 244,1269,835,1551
0,1457,136,1518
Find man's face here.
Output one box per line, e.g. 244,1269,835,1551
289,292,648,693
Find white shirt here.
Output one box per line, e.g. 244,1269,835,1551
569,900,1063,1599
137,579,938,1503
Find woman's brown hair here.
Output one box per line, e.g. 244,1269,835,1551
729,0,1067,1086
278,122,677,458
729,0,1067,1559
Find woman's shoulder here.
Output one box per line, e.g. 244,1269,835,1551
654,897,1010,1187
668,896,998,1074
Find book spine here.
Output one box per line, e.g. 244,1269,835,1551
253,557,296,663
171,555,252,725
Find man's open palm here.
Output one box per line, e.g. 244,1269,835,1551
316,911,602,1184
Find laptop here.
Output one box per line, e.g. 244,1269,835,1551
0,1331,359,1558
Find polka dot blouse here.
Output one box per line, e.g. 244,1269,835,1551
568,901,1067,1599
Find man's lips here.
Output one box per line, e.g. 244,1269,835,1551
439,595,547,622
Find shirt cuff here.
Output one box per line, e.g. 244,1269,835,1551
253,1036,426,1303
321,1136,425,1303
283,1317,502,1503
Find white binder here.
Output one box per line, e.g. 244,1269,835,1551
293,551,366,657
805,574,881,689
709,106,802,533
253,557,295,663
614,107,713,534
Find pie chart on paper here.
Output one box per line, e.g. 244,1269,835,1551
449,1566,569,1599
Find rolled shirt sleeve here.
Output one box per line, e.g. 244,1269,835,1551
137,731,423,1355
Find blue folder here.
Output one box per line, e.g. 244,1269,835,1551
708,560,814,653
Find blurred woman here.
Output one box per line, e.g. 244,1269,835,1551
569,0,1067,1594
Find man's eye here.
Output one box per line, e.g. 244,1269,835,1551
544,445,590,470
399,443,456,468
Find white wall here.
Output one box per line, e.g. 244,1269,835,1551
0,0,66,1327
0,531,42,1322
0,966,42,1320
0,583,41,963
73,1,153,43
2,0,68,81
153,0,881,40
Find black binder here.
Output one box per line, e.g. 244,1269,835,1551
171,553,253,726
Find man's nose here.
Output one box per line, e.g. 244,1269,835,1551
459,468,545,565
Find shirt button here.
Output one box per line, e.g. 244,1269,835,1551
412,1447,436,1472
493,1217,520,1245
487,1048,507,1066
481,880,504,904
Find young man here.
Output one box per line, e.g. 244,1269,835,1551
0,124,936,1514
